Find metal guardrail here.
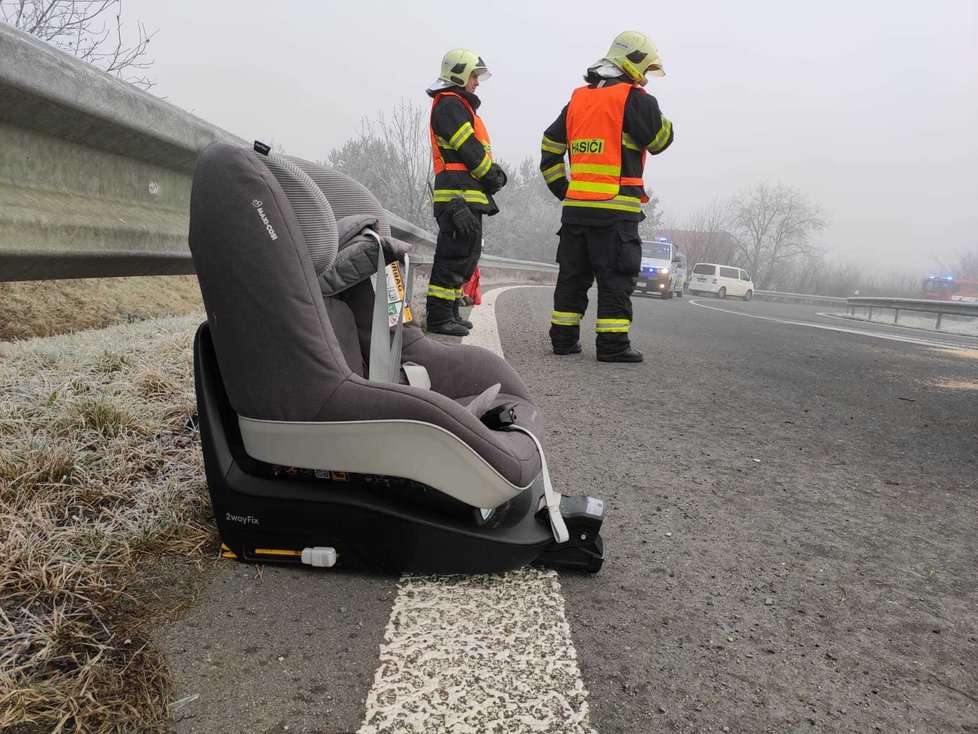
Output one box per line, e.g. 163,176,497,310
845,297,978,330
754,290,847,306
0,23,557,282
0,23,235,280
749,290,977,331
478,255,557,273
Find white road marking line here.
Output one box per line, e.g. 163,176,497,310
358,286,595,734
464,284,547,353
358,570,593,734
689,299,978,351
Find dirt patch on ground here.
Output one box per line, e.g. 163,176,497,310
929,347,978,361
927,377,978,391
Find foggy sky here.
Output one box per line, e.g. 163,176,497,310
124,0,977,274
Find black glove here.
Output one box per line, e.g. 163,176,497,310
448,197,479,240
483,163,508,195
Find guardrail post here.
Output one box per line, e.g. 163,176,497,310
894,308,899,325
936,311,943,330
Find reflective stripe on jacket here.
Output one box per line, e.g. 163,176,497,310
564,84,648,215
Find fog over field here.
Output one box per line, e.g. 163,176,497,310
125,0,977,274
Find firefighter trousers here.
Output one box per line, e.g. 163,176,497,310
549,221,642,355
426,210,483,326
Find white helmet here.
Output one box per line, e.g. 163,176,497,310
427,48,491,92
603,31,665,85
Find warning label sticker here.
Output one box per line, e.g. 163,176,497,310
386,262,413,327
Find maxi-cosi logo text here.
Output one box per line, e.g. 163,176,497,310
252,199,278,241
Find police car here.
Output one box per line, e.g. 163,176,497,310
634,237,686,299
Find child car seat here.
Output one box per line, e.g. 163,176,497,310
188,142,605,573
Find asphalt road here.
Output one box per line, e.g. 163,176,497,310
160,288,978,734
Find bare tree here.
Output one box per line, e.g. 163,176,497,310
931,246,978,280
779,253,857,296
327,100,433,231
2,0,157,88
727,182,825,289
658,199,737,267
485,156,562,262
636,187,664,240
956,248,978,279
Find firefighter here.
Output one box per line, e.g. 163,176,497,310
540,31,674,362
425,48,507,336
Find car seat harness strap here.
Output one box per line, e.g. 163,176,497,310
507,425,570,544
367,229,409,383
400,362,431,389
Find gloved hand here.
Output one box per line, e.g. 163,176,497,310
482,163,508,194
448,197,479,240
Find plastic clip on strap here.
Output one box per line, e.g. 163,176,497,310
367,229,408,383
506,425,570,544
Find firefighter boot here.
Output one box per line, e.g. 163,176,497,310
550,324,581,355
597,348,643,362
427,296,469,337
553,342,582,355
596,333,644,363
453,300,474,330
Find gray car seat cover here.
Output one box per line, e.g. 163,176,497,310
259,154,338,274
190,143,544,495
189,144,351,422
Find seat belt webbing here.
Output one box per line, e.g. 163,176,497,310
367,229,408,383
400,362,431,389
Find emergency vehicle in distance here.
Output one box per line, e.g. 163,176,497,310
921,275,978,303
634,236,687,299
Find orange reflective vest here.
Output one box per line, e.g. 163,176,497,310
429,91,493,176
565,84,648,207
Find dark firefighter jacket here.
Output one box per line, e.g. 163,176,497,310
428,87,501,217
540,76,674,225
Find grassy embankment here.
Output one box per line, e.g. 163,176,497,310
1,277,214,732
0,276,204,342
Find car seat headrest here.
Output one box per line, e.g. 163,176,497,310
256,153,338,274
289,157,392,238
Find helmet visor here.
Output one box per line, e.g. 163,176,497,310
474,58,492,81
623,41,665,78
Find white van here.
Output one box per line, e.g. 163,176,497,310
687,263,754,300
635,237,687,299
